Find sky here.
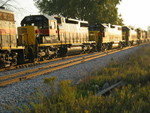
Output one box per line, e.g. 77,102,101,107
118,0,150,30
1,0,150,30
0,0,39,26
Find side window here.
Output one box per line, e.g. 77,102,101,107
54,22,56,29
50,22,55,29
50,22,53,29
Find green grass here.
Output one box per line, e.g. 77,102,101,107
12,45,150,113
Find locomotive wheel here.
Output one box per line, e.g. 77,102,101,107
128,42,132,46
119,43,123,49
101,44,108,51
40,57,45,61
11,58,17,66
33,58,38,63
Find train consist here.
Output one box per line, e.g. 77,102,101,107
89,24,148,51
0,8,149,67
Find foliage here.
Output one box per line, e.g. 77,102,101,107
34,0,123,25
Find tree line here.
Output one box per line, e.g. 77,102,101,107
34,0,123,25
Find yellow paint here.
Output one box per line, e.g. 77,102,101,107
0,46,24,50
0,34,16,35
89,31,99,42
18,26,37,45
38,42,87,47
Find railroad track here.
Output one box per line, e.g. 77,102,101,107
0,42,148,72
0,53,86,72
0,44,147,87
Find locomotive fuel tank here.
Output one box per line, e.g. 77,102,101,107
64,46,83,56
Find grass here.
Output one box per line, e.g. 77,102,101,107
11,45,150,113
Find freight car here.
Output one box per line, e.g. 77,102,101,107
0,8,24,67
17,15,96,62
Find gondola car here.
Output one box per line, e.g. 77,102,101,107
18,15,95,61
0,8,24,67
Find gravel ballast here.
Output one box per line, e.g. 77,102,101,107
0,44,149,113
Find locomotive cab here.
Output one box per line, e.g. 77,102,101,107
89,24,105,51
20,15,59,44
18,15,60,61
122,26,138,46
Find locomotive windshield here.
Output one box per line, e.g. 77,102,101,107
89,24,104,32
21,15,48,29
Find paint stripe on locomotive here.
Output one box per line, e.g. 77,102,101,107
0,29,16,34
0,46,25,50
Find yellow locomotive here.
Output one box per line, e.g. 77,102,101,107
18,15,95,62
89,24,149,51
0,8,24,67
89,23,125,51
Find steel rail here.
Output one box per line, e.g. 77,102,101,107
0,49,115,81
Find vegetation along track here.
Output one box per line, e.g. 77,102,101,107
0,44,147,87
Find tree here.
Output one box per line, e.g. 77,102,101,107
0,0,19,10
34,0,123,25
0,0,11,7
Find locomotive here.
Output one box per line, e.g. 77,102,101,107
89,24,125,51
89,24,149,51
17,15,95,62
0,8,24,67
0,8,149,68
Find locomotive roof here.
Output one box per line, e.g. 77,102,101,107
0,8,14,14
65,17,88,23
42,14,56,20
22,14,56,21
0,8,15,22
22,14,88,24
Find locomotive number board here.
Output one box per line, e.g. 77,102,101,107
0,11,14,21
